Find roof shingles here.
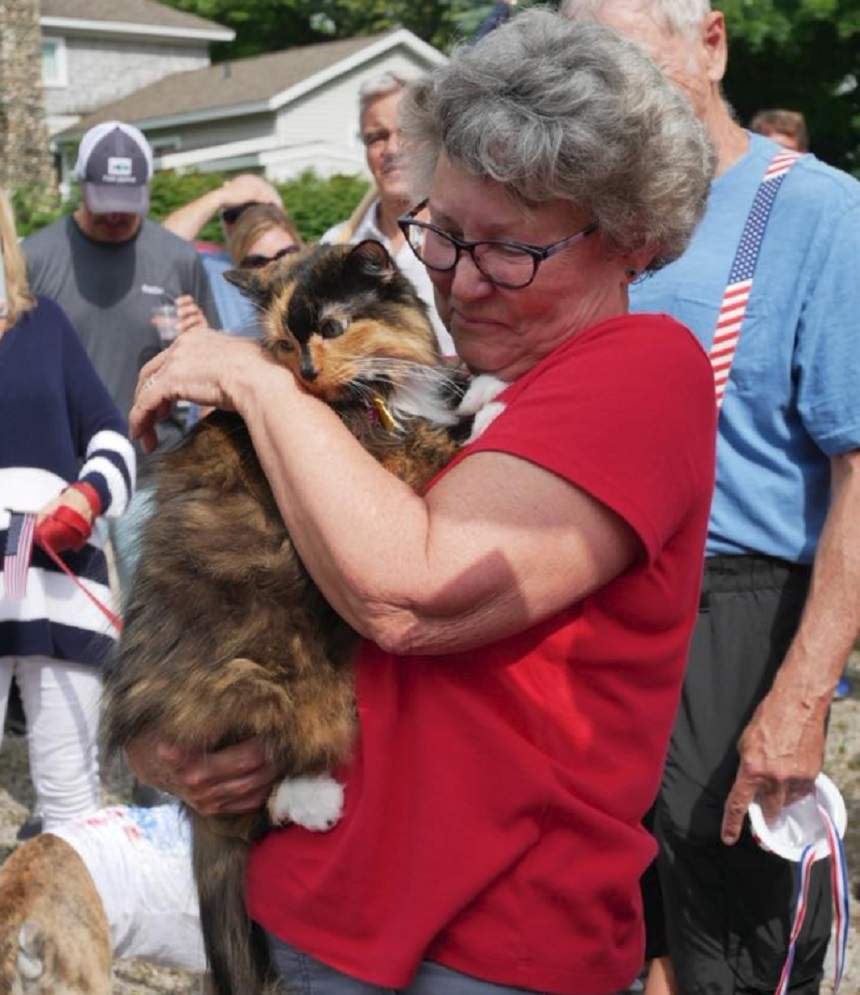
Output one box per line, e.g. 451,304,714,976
57,32,396,138
41,0,230,35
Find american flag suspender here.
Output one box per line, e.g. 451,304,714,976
709,149,803,408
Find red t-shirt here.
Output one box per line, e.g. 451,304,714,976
246,313,717,993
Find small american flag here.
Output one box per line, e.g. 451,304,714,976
3,512,37,600
710,149,801,407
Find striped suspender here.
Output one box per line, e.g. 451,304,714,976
709,149,803,407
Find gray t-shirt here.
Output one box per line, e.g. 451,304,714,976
24,216,218,430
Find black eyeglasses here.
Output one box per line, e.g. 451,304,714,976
239,245,301,269
220,201,258,225
398,199,598,290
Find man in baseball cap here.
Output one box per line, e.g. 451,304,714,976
72,121,154,240
24,118,217,425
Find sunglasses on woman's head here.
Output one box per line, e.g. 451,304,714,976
220,201,258,225
239,245,301,269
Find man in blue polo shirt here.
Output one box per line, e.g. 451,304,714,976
560,3,860,994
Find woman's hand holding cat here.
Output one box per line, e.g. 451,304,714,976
131,328,288,453
126,731,278,816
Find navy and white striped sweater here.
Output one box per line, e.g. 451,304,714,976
1,296,136,666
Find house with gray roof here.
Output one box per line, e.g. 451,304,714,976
52,28,447,186
40,0,234,136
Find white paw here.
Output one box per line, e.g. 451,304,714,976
267,775,344,831
457,375,507,442
456,374,507,417
465,400,506,443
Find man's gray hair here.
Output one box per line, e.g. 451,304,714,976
559,0,711,37
358,72,407,126
399,8,714,270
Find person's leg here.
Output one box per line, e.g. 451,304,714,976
266,936,542,995
404,961,544,993
0,656,14,750
267,934,391,994
658,557,830,994
17,655,102,829
641,804,668,967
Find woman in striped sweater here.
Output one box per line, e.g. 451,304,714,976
0,187,135,835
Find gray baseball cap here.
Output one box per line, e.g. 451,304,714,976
74,121,153,215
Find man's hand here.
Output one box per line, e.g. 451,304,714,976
721,684,825,844
126,731,279,817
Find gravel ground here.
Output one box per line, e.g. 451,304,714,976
2,652,860,993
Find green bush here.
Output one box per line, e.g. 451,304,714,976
13,169,371,244
11,184,75,237
149,171,225,241
277,170,370,243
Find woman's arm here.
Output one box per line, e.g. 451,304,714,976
131,331,640,655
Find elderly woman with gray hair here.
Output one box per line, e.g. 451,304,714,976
127,9,716,994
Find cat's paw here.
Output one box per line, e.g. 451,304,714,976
457,375,507,443
457,374,506,416
267,775,344,832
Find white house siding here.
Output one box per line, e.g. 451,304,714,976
43,35,210,119
163,112,275,154
272,47,438,181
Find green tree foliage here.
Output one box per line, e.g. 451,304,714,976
719,0,860,174
161,0,859,172
161,0,529,57
277,170,370,242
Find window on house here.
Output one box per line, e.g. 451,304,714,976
41,37,67,87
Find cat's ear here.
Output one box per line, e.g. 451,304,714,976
223,268,273,307
348,240,397,282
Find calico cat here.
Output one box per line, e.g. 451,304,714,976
101,240,500,995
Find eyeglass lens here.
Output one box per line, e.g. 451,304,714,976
406,226,535,288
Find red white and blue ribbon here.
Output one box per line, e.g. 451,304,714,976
774,803,850,995
3,511,37,600
710,149,802,407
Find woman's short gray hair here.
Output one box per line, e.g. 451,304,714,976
399,8,714,270
559,0,712,38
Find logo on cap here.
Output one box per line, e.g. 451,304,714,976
107,157,133,178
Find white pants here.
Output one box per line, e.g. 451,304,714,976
0,655,102,829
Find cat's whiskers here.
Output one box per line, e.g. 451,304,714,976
347,361,462,429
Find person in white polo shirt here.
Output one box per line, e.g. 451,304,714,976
320,73,456,357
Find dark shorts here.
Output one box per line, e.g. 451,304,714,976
643,555,832,994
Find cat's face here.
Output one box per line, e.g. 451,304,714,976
226,241,440,404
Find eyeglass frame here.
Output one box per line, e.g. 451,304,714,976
397,199,599,290
238,244,301,269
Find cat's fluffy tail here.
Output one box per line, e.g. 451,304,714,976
192,813,271,995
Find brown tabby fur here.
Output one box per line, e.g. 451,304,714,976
101,241,465,995
0,834,111,995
